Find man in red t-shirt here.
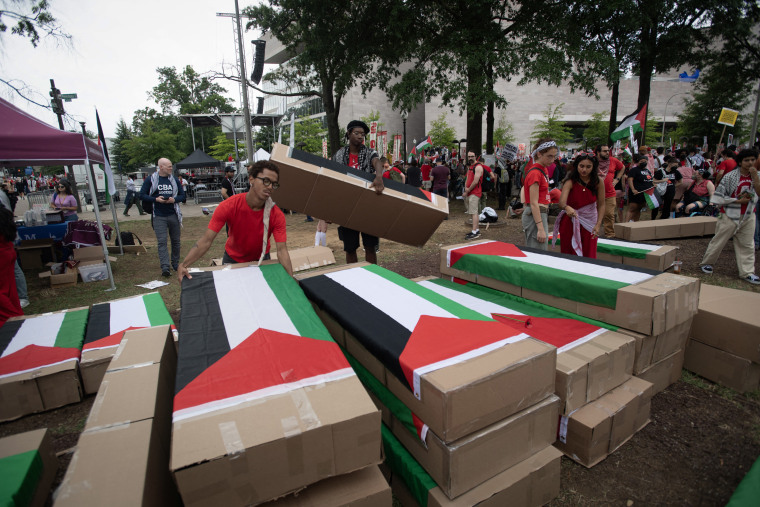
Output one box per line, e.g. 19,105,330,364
715,149,737,187
176,160,292,280
463,151,483,240
420,159,433,190
595,145,625,238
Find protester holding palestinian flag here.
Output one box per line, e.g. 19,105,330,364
553,153,605,258
626,154,655,222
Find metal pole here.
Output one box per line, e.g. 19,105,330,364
661,92,689,147
190,117,196,151
289,113,296,149
749,79,760,147
234,0,254,162
402,117,407,162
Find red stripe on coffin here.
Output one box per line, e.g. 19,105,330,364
173,328,350,414
83,324,178,351
398,316,523,392
449,242,526,267
491,313,599,349
0,344,80,376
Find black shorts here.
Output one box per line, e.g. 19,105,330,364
628,190,646,205
338,226,378,252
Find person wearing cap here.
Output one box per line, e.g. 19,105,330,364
332,119,385,264
221,166,237,200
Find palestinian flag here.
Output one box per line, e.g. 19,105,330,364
549,234,661,260
0,449,43,506
610,103,647,142
643,186,660,209
96,110,117,201
408,145,417,163
0,310,88,378
416,136,433,152
382,423,438,507
299,264,529,400
83,293,175,352
173,264,353,422
419,278,614,352
444,241,657,309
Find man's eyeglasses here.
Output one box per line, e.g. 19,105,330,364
255,176,280,189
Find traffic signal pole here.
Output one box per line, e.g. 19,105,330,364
50,78,82,212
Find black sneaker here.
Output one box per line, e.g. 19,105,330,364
162,270,171,277
700,265,713,274
465,230,481,240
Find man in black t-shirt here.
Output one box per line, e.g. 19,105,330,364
221,167,236,200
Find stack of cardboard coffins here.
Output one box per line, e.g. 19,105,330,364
683,284,760,392
613,216,717,241
55,325,180,506
169,264,385,506
418,277,653,468
299,263,563,505
0,308,89,421
440,240,699,396
549,234,678,271
79,292,176,394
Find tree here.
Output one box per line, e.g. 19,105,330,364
254,125,276,153
122,125,183,168
150,66,235,115
493,113,516,147
244,0,409,156
583,112,610,146
280,118,327,155
531,104,572,148
0,0,70,47
110,118,137,174
208,133,244,161
427,112,457,149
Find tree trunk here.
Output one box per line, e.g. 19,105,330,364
608,78,620,143
321,78,341,157
485,64,495,154
637,21,657,145
465,66,483,156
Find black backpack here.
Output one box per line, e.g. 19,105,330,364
115,231,143,247
480,165,495,192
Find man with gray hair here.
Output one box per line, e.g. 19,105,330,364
140,158,186,277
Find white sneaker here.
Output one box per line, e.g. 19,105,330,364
19,299,29,308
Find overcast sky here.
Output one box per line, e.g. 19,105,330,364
1,0,265,138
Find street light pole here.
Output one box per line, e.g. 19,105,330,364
661,92,689,147
401,111,408,163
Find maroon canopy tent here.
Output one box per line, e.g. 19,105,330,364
0,97,105,167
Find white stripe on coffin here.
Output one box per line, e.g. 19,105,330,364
213,267,299,349
445,240,497,268
517,251,652,285
596,238,660,251
0,358,79,380
172,367,355,422
1,313,65,357
108,296,153,333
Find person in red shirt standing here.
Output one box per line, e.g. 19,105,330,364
0,207,23,325
420,159,433,191
522,138,557,250
463,151,484,240
176,160,293,280
715,148,738,187
595,145,625,237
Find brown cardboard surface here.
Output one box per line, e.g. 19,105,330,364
17,238,55,269
390,394,559,499
555,376,653,467
622,319,692,374
595,251,624,265
270,143,447,247
690,284,760,363
622,245,678,272
80,348,115,395
259,466,390,507
0,428,57,507
654,221,682,239
0,359,82,421
170,376,382,506
684,339,760,393
636,348,685,396
390,445,562,507
55,418,180,507
383,337,556,443
438,240,491,286
107,325,175,372
271,245,336,273
614,217,717,241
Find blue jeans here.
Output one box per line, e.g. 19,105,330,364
755,204,759,248
153,214,181,271
14,260,27,300
64,213,78,222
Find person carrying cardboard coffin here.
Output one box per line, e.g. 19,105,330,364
332,120,385,264
177,161,293,281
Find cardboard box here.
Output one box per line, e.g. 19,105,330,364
689,284,760,363
0,428,58,507
556,331,635,415
385,440,562,507
596,244,677,272
259,466,390,507
684,339,760,393
270,143,448,247
78,262,108,282
555,376,653,467
271,245,336,273
636,348,684,396
622,319,692,374
80,345,114,395
614,217,717,241
38,262,78,287
16,238,55,269
55,418,180,507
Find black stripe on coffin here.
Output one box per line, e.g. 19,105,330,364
299,274,412,387
0,319,24,355
84,302,111,344
519,245,661,277
289,147,431,202
175,271,231,395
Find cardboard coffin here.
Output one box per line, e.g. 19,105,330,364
0,308,88,421
270,245,336,273
550,234,678,272
417,278,635,415
270,143,448,247
688,284,760,363
298,263,556,443
171,264,381,506
80,293,176,394
684,339,760,393
622,319,692,375
440,240,700,335
382,424,562,507
613,216,717,241
555,376,653,468
258,466,391,507
635,348,685,396
0,428,58,507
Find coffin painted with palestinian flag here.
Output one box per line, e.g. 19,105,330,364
0,429,58,507
170,264,381,507
80,292,176,394
298,263,556,443
548,233,678,272
440,240,700,335
270,143,448,247
0,308,88,421
419,278,635,415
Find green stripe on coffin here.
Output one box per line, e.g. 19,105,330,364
0,449,43,507
550,234,659,259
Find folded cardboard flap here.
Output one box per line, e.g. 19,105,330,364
0,428,58,507
271,245,336,272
